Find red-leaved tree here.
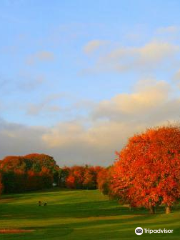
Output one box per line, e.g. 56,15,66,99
0,153,57,193
111,126,180,214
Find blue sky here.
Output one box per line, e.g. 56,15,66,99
0,0,180,165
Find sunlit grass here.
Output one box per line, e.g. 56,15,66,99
0,188,180,239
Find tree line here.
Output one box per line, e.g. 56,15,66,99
0,153,106,193
0,125,180,214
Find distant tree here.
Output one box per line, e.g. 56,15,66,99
97,167,112,195
66,175,76,189
111,126,180,214
0,153,57,193
60,165,103,190
71,166,85,189
0,174,3,196
0,156,27,193
24,153,58,174
59,167,70,188
83,167,97,189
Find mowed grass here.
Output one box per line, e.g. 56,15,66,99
0,189,180,240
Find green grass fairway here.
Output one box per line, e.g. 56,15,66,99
0,189,180,239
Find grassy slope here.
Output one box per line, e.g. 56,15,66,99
0,189,180,240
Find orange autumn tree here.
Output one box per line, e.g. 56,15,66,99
63,165,103,189
111,125,180,214
0,153,58,193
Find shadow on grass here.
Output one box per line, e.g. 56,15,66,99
0,200,150,220
2,216,179,240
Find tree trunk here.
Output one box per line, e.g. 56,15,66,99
149,205,155,214
149,202,155,214
165,206,171,214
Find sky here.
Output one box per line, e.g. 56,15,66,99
1,0,180,166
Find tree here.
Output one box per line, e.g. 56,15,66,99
24,153,58,175
58,167,70,188
83,167,96,189
61,165,103,190
111,126,180,214
0,174,3,196
71,166,85,189
97,167,112,195
66,175,76,189
0,153,57,193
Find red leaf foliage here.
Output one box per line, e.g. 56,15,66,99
111,126,180,209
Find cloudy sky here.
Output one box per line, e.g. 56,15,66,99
0,0,180,166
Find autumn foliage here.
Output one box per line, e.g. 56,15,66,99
58,165,104,189
1,125,179,215
97,167,113,195
110,126,180,213
0,154,59,193
0,154,105,193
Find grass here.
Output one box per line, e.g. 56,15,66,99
0,188,180,239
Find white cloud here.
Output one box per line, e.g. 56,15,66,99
82,41,179,74
26,93,63,116
26,51,55,65
138,42,178,63
1,79,180,166
105,41,179,71
93,80,169,118
173,69,180,80
83,40,107,54
173,69,180,89
40,79,180,165
0,119,46,160
42,122,86,147
156,26,179,34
